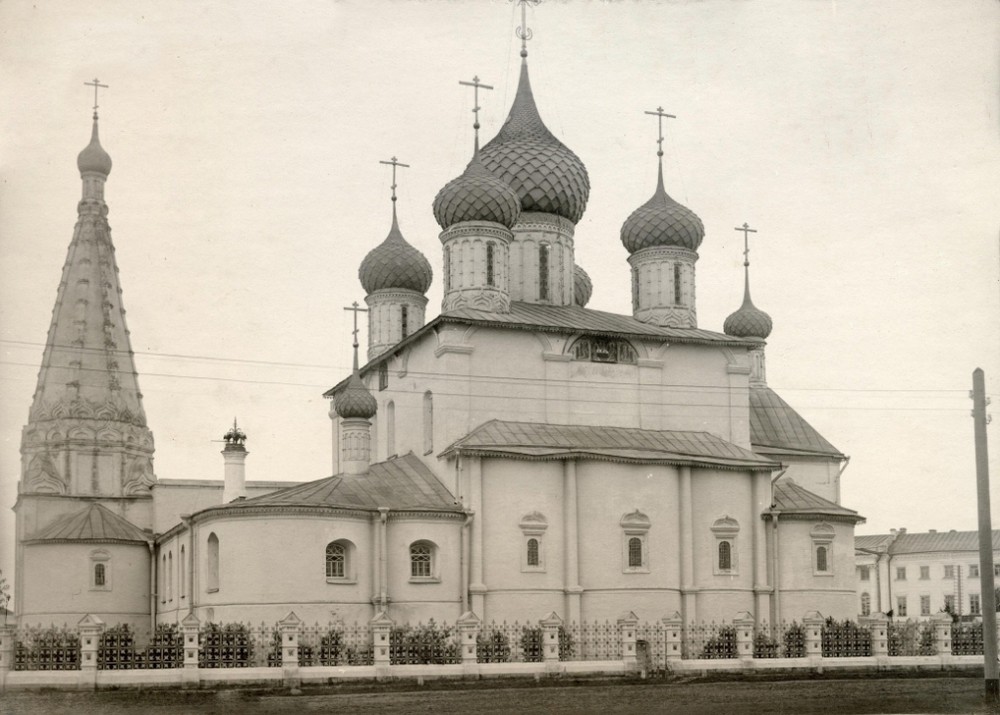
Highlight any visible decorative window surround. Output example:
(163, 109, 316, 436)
(325, 540, 356, 583)
(409, 540, 439, 583)
(620, 510, 650, 573)
(519, 511, 547, 572)
(89, 549, 111, 591)
(811, 522, 835, 577)
(711, 516, 740, 576)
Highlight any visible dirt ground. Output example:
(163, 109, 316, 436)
(1, 675, 998, 714)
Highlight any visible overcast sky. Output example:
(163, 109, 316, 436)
(1, 0, 999, 590)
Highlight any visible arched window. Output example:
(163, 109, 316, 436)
(570, 336, 637, 365)
(94, 563, 106, 587)
(90, 549, 110, 591)
(861, 592, 871, 617)
(180, 545, 186, 599)
(718, 541, 732, 571)
(168, 551, 173, 602)
(538, 243, 550, 301)
(386, 401, 396, 457)
(161, 554, 167, 603)
(816, 545, 828, 573)
(628, 537, 643, 568)
(401, 305, 409, 339)
(526, 538, 540, 567)
(486, 241, 496, 287)
(423, 391, 433, 455)
(207, 532, 220, 592)
(673, 263, 682, 305)
(326, 542, 346, 579)
(443, 245, 451, 292)
(410, 541, 433, 579)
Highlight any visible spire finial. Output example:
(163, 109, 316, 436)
(459, 76, 494, 153)
(344, 301, 369, 372)
(379, 155, 410, 205)
(84, 78, 109, 119)
(513, 0, 541, 59)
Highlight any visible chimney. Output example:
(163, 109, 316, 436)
(928, 529, 936, 534)
(221, 419, 248, 502)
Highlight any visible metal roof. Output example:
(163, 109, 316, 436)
(28, 502, 149, 543)
(750, 386, 844, 458)
(772, 479, 862, 521)
(855, 529, 1000, 555)
(207, 453, 461, 514)
(442, 419, 780, 471)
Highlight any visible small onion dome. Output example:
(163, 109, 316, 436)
(480, 62, 589, 224)
(77, 116, 112, 176)
(620, 165, 704, 254)
(723, 276, 773, 339)
(433, 153, 521, 230)
(358, 208, 433, 294)
(334, 372, 377, 420)
(573, 264, 593, 307)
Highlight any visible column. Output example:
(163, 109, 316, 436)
(752, 471, 771, 624)
(563, 459, 582, 622)
(679, 466, 696, 625)
(468, 457, 487, 614)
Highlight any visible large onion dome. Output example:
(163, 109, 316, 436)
(77, 116, 112, 176)
(359, 207, 433, 294)
(620, 165, 703, 254)
(334, 372, 377, 420)
(433, 152, 521, 230)
(723, 274, 772, 339)
(479, 62, 589, 224)
(573, 264, 592, 307)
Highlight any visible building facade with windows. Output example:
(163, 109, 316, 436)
(855, 529, 1000, 620)
(12, 10, 865, 632)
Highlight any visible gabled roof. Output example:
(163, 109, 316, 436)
(750, 386, 844, 458)
(855, 533, 896, 553)
(325, 302, 759, 397)
(201, 453, 461, 514)
(441, 419, 780, 472)
(855, 529, 1000, 555)
(27, 502, 150, 544)
(771, 479, 864, 523)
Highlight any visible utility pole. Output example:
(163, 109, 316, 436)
(972, 367, 997, 703)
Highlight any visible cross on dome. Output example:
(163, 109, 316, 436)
(84, 78, 108, 117)
(378, 156, 410, 204)
(514, 0, 541, 58)
(644, 106, 676, 160)
(459, 76, 494, 152)
(734, 222, 758, 267)
(343, 301, 369, 371)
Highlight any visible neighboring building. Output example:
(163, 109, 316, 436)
(855, 529, 1000, 620)
(13, 10, 864, 632)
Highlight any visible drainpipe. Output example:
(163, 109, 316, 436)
(835, 456, 851, 503)
(147, 540, 156, 633)
(461, 513, 473, 613)
(770, 510, 781, 627)
(181, 515, 195, 614)
(378, 507, 389, 611)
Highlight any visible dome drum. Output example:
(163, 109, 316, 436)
(366, 289, 428, 360)
(440, 222, 513, 314)
(628, 247, 698, 329)
(508, 215, 575, 307)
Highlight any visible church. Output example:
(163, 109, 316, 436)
(12, 11, 864, 635)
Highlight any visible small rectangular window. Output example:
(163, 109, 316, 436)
(944, 565, 955, 579)
(628, 537, 643, 568)
(538, 243, 550, 301)
(896, 596, 907, 617)
(971, 594, 982, 616)
(378, 362, 388, 391)
(896, 566, 906, 581)
(970, 564, 980, 578)
(944, 594, 956, 613)
(859, 566, 870, 581)
(920, 595, 931, 616)
(486, 242, 495, 288)
(401, 305, 409, 339)
(993, 564, 999, 577)
(919, 566, 929, 580)
(673, 263, 682, 305)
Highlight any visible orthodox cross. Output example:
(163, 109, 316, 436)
(644, 106, 676, 159)
(378, 156, 410, 203)
(734, 222, 758, 267)
(84, 78, 109, 114)
(459, 76, 494, 152)
(344, 301, 369, 370)
(513, 0, 541, 57)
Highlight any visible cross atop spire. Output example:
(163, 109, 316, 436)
(84, 78, 108, 118)
(734, 222, 758, 267)
(513, 0, 541, 59)
(644, 106, 676, 160)
(459, 76, 494, 153)
(378, 156, 410, 204)
(343, 301, 369, 372)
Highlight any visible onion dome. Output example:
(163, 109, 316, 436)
(433, 153, 521, 230)
(359, 207, 433, 294)
(479, 62, 589, 223)
(573, 264, 592, 307)
(620, 165, 704, 254)
(77, 115, 113, 176)
(334, 372, 377, 420)
(723, 273, 772, 339)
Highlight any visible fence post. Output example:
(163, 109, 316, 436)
(869, 612, 889, 661)
(540, 612, 563, 670)
(931, 612, 952, 660)
(618, 611, 639, 669)
(370, 610, 393, 680)
(662, 612, 683, 665)
(803, 611, 824, 668)
(181, 612, 201, 688)
(77, 614, 104, 690)
(457, 610, 481, 673)
(279, 611, 302, 688)
(733, 611, 755, 664)
(0, 623, 13, 692)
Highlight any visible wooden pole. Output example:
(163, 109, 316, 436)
(972, 368, 998, 703)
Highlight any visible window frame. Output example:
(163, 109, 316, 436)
(919, 565, 930, 580)
(971, 593, 982, 616)
(943, 565, 955, 579)
(90, 549, 111, 591)
(538, 242, 550, 301)
(860, 592, 871, 617)
(325, 540, 356, 583)
(896, 595, 907, 617)
(206, 532, 220, 593)
(920, 595, 931, 616)
(409, 540, 439, 583)
(519, 512, 547, 573)
(810, 522, 835, 577)
(711, 516, 740, 576)
(970, 564, 980, 578)
(569, 336, 638, 365)
(896, 566, 906, 581)
(621, 510, 651, 574)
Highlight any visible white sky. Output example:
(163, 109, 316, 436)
(1, 0, 999, 590)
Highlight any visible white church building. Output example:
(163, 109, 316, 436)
(12, 13, 864, 634)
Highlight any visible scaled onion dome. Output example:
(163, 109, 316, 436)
(620, 165, 704, 254)
(573, 264, 593, 307)
(479, 62, 590, 224)
(359, 207, 433, 294)
(77, 115, 113, 176)
(334, 372, 378, 420)
(723, 273, 773, 339)
(433, 152, 521, 230)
